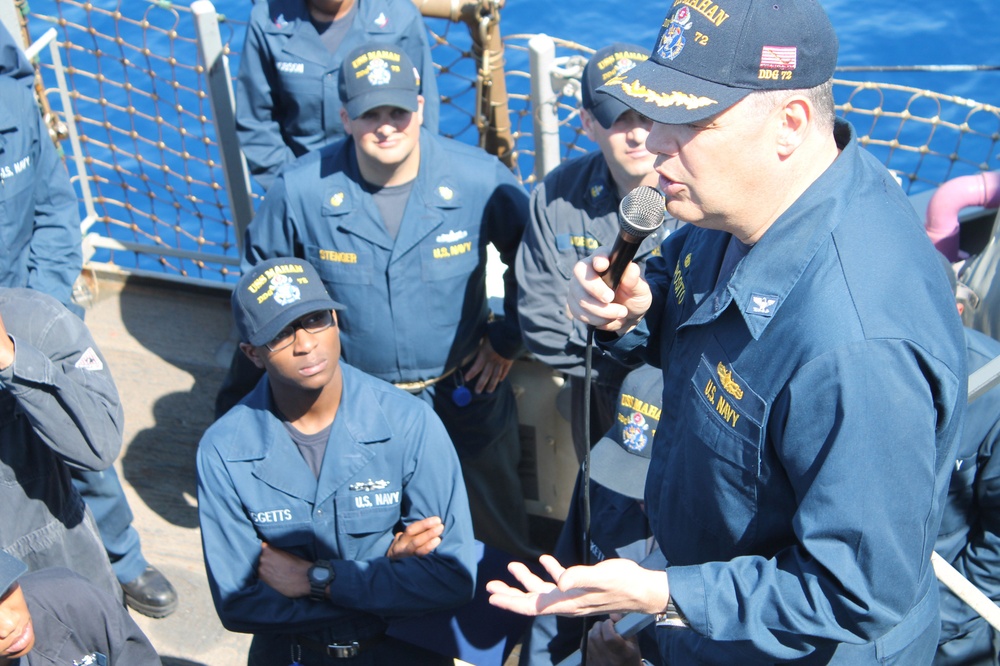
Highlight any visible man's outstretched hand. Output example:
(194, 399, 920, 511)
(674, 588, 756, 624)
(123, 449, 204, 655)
(485, 554, 670, 618)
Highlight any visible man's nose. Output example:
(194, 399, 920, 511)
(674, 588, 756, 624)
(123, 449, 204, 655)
(645, 122, 680, 156)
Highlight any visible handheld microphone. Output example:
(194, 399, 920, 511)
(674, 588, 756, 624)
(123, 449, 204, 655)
(599, 185, 666, 289)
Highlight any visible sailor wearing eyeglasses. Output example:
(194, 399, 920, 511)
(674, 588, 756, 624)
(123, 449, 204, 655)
(197, 257, 475, 665)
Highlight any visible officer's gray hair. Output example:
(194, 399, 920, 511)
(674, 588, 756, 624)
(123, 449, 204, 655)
(742, 80, 836, 133)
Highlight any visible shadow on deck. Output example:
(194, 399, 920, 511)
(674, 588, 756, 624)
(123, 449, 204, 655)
(84, 271, 250, 665)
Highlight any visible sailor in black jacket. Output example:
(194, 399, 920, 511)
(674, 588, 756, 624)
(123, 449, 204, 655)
(0, 550, 160, 665)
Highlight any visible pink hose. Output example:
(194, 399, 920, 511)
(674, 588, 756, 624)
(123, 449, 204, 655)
(926, 170, 1000, 261)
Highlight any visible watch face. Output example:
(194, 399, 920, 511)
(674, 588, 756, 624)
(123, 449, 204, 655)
(311, 567, 331, 583)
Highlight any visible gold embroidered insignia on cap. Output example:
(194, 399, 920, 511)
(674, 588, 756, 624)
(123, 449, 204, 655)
(671, 0, 731, 27)
(606, 75, 718, 111)
(271, 273, 301, 306)
(367, 58, 392, 86)
(247, 263, 306, 304)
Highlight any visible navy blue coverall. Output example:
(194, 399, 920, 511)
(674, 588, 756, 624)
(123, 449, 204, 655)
(603, 120, 967, 664)
(17, 567, 161, 665)
(0, 289, 121, 600)
(197, 363, 476, 664)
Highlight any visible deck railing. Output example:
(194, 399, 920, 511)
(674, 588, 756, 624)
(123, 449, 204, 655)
(4, 0, 999, 287)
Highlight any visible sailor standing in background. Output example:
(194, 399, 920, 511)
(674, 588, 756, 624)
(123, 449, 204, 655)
(489, 1, 967, 663)
(0, 22, 178, 619)
(935, 257, 1000, 666)
(0, 26, 80, 308)
(242, 42, 538, 559)
(236, 0, 439, 191)
(516, 42, 677, 461)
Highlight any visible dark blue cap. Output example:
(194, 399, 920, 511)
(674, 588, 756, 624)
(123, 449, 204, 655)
(233, 258, 343, 347)
(581, 43, 651, 129)
(338, 42, 420, 120)
(598, 0, 838, 124)
(0, 550, 26, 595)
(589, 365, 664, 500)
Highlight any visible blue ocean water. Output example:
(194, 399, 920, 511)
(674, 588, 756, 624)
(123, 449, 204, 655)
(495, 1, 1000, 192)
(497, 0, 998, 101)
(21, 0, 1000, 279)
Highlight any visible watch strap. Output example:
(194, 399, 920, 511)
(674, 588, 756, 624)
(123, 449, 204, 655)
(308, 559, 333, 602)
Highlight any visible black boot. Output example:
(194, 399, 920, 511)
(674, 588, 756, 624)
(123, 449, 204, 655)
(122, 565, 179, 618)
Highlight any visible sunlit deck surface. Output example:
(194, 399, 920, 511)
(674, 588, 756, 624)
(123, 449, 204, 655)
(86, 270, 525, 665)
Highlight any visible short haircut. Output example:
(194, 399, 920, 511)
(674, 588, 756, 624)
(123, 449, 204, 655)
(742, 79, 836, 133)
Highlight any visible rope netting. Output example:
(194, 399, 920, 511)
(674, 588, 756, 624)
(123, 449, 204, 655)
(15, 0, 1000, 284)
(836, 79, 1000, 193)
(424, 16, 478, 144)
(24, 0, 243, 281)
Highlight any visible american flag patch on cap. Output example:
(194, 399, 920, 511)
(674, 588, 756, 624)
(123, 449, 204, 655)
(760, 46, 797, 70)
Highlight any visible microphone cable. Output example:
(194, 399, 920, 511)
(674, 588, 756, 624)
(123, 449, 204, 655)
(579, 324, 595, 664)
(576, 185, 664, 664)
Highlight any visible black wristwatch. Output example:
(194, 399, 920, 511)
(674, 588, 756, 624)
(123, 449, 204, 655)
(307, 560, 334, 601)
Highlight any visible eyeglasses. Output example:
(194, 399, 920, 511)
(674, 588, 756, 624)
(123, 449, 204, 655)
(265, 310, 335, 352)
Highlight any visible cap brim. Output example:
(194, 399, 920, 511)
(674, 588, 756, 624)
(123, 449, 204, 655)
(0, 551, 26, 594)
(588, 436, 651, 500)
(345, 90, 419, 119)
(247, 297, 343, 347)
(597, 57, 750, 125)
(587, 94, 632, 129)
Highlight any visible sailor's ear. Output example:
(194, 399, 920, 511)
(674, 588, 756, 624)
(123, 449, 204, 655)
(579, 107, 598, 142)
(415, 95, 425, 126)
(774, 95, 810, 157)
(240, 342, 266, 370)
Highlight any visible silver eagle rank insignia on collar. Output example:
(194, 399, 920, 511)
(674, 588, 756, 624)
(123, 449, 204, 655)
(748, 293, 778, 316)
